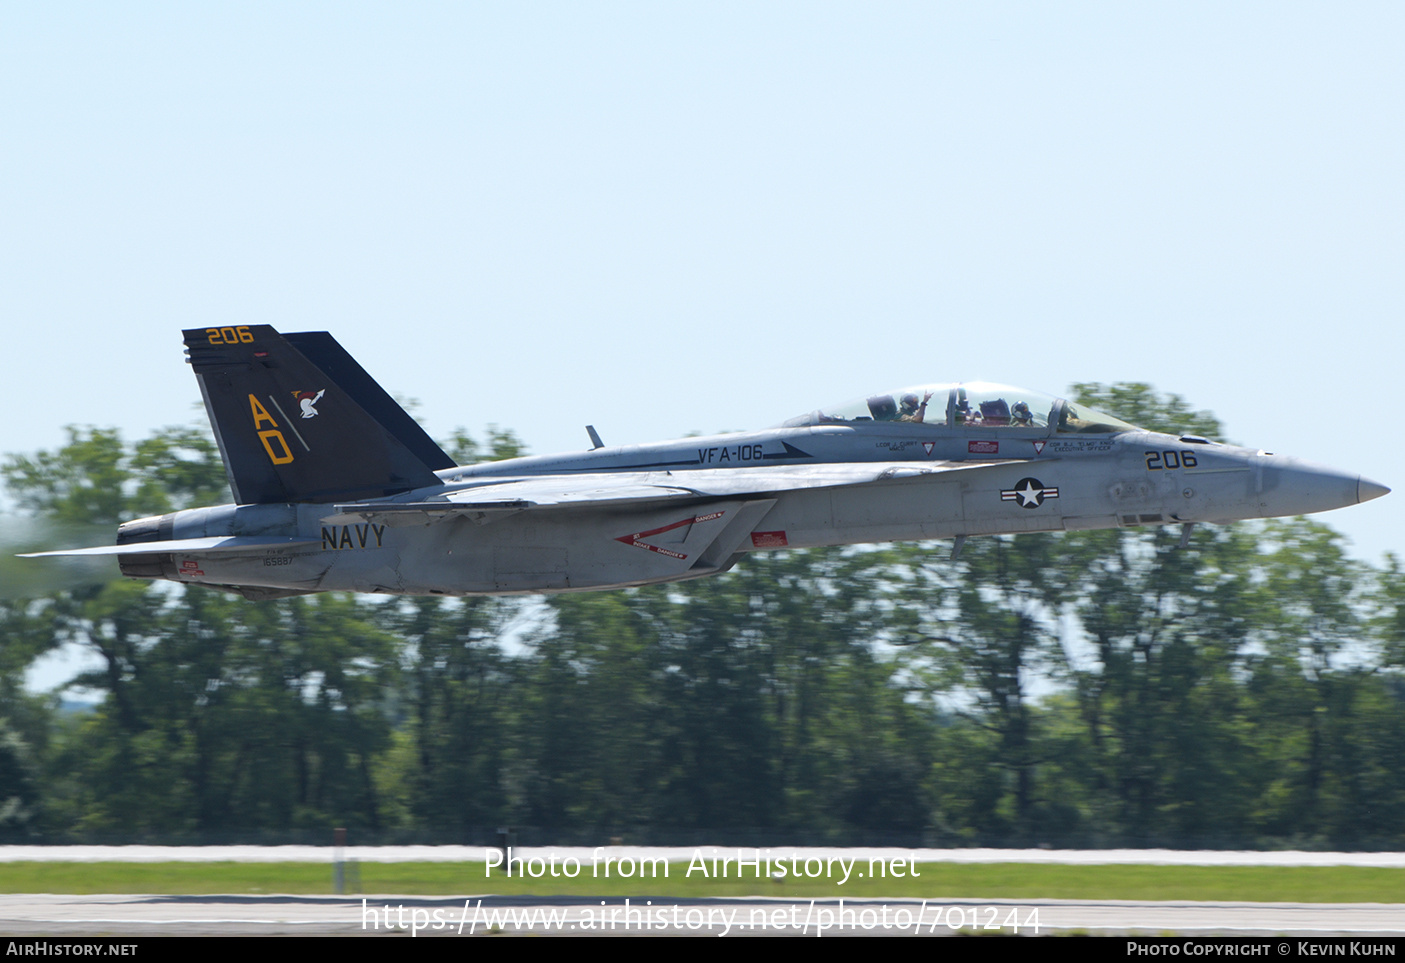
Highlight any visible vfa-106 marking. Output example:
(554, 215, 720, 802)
(25, 326, 1389, 599)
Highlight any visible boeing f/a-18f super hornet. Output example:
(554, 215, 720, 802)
(25, 325, 1389, 599)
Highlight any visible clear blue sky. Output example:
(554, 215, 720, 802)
(2, 3, 1400, 562)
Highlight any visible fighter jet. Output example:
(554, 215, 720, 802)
(24, 325, 1389, 599)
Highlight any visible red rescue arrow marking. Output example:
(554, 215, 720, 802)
(615, 511, 725, 559)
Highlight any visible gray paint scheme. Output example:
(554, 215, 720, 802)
(24, 337, 1390, 600)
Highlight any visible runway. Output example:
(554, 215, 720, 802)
(3, 848, 1402, 937)
(2, 893, 1403, 936)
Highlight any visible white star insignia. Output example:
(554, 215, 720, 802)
(1014, 479, 1043, 507)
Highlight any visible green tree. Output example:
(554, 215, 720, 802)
(1070, 383, 1225, 441)
(3, 425, 229, 525)
(1061, 524, 1262, 843)
(440, 426, 527, 465)
(517, 591, 666, 829)
(7, 425, 397, 838)
(377, 596, 515, 834)
(898, 534, 1068, 841)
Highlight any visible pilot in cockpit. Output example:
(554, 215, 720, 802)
(899, 391, 934, 423)
(955, 396, 977, 426)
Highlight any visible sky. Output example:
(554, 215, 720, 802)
(2, 2, 1401, 564)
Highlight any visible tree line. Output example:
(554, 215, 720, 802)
(1, 387, 1401, 847)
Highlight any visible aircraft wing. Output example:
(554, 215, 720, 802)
(327, 459, 1031, 524)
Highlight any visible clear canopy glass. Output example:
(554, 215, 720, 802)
(1054, 399, 1142, 434)
(782, 383, 1142, 434)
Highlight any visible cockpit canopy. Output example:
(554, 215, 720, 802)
(782, 382, 1141, 435)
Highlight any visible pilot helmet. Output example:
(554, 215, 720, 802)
(867, 395, 899, 421)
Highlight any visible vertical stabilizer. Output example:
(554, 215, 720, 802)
(183, 325, 445, 504)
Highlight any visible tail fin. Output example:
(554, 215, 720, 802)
(183, 325, 451, 504)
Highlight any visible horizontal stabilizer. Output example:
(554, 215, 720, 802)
(21, 536, 320, 558)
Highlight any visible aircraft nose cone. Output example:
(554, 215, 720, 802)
(1256, 456, 1370, 518)
(1358, 476, 1391, 504)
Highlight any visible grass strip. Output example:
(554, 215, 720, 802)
(0, 861, 1400, 903)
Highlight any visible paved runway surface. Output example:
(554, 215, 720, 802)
(3, 893, 1403, 936)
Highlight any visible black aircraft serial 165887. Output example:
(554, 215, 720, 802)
(24, 325, 1389, 599)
